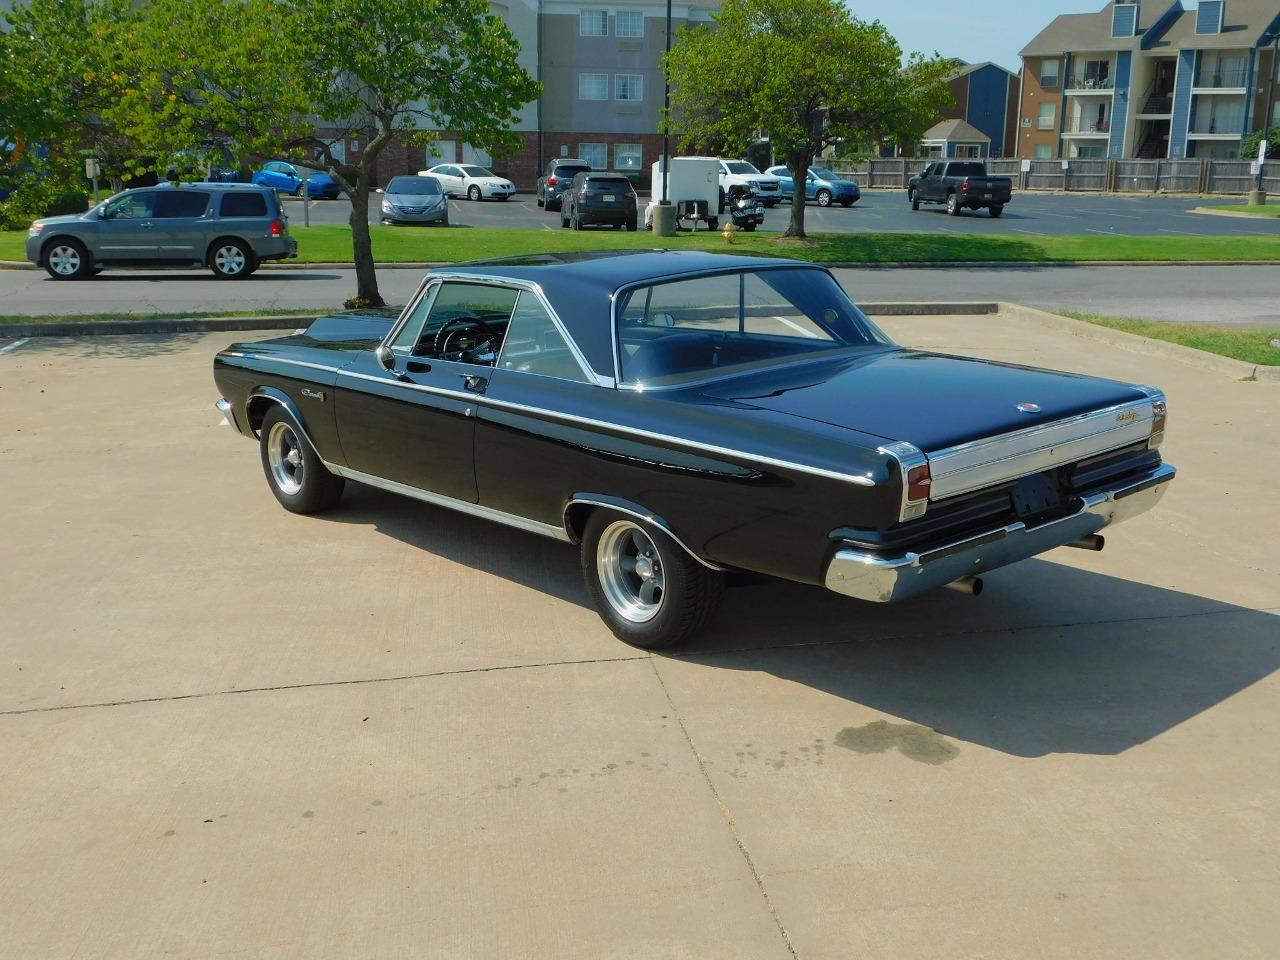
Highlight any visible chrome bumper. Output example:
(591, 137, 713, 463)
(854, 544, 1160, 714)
(825, 464, 1176, 604)
(216, 398, 253, 438)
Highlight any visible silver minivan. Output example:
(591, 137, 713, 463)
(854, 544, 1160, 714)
(25, 183, 297, 280)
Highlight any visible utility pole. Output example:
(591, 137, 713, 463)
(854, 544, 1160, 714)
(654, 0, 677, 235)
(1254, 32, 1278, 204)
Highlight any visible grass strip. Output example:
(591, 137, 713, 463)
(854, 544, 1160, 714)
(1203, 204, 1280, 218)
(0, 308, 322, 326)
(1061, 311, 1280, 367)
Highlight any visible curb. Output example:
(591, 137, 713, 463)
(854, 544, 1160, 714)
(996, 302, 1279, 383)
(861, 302, 997, 316)
(0, 314, 320, 338)
(1190, 206, 1280, 220)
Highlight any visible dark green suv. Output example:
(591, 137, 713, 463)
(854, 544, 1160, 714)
(26, 183, 297, 280)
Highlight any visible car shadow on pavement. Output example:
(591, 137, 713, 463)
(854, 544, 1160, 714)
(322, 483, 1279, 759)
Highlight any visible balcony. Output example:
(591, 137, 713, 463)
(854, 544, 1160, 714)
(1065, 76, 1115, 93)
(1062, 117, 1111, 136)
(1193, 67, 1247, 90)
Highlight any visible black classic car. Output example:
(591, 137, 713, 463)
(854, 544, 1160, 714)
(214, 251, 1175, 649)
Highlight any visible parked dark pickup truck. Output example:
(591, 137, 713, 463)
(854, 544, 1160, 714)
(909, 161, 1013, 218)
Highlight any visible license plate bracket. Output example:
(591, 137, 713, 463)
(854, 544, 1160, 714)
(1012, 472, 1063, 520)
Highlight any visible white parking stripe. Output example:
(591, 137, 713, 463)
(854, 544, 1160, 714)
(0, 338, 30, 356)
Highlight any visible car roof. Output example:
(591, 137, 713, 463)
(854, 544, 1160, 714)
(130, 182, 271, 191)
(435, 250, 824, 378)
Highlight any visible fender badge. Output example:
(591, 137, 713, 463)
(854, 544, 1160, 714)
(1016, 402, 1041, 413)
(300, 388, 326, 402)
(1116, 410, 1138, 422)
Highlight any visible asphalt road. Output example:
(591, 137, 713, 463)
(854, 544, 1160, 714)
(3, 263, 1277, 327)
(286, 190, 1280, 237)
(3, 318, 1276, 959)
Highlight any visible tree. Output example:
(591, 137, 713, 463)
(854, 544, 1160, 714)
(1240, 127, 1280, 162)
(282, 0, 540, 306)
(107, 0, 313, 180)
(664, 0, 955, 239)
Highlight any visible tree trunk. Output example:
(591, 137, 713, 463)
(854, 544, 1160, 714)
(348, 161, 383, 307)
(782, 154, 813, 240)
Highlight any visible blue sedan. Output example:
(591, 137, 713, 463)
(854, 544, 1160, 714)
(765, 165, 860, 207)
(252, 161, 341, 200)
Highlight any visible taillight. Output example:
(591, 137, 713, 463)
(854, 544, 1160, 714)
(270, 219, 283, 237)
(547, 176, 557, 186)
(1149, 398, 1167, 450)
(961, 178, 970, 191)
(907, 464, 932, 503)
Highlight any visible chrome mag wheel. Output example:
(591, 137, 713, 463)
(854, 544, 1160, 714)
(266, 420, 305, 495)
(596, 520, 665, 623)
(48, 245, 82, 276)
(214, 244, 247, 276)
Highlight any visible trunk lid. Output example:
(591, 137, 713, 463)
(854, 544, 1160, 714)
(697, 349, 1147, 452)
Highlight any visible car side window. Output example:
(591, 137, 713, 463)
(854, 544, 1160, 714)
(497, 293, 589, 383)
(154, 191, 210, 218)
(103, 192, 155, 220)
(388, 283, 441, 353)
(220, 192, 268, 217)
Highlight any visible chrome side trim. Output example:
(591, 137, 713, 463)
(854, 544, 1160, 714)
(927, 397, 1158, 500)
(230, 355, 876, 488)
(563, 497, 727, 570)
(326, 464, 572, 542)
(878, 441, 928, 522)
(826, 463, 1176, 604)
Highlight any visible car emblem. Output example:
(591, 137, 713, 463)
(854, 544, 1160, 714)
(1016, 402, 1041, 413)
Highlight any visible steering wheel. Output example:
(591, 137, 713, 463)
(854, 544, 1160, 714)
(433, 315, 496, 360)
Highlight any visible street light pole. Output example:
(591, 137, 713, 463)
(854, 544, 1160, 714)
(653, 0, 677, 235)
(1255, 32, 1278, 202)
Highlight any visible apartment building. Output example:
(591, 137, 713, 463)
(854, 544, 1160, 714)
(1018, 1, 1280, 161)
(936, 62, 1021, 158)
(370, 1, 722, 188)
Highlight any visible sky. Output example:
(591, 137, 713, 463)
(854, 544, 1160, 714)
(847, 1, 1110, 73)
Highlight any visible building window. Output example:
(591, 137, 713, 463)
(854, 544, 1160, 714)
(616, 10, 644, 37)
(1034, 143, 1052, 159)
(578, 73, 608, 101)
(1040, 59, 1060, 88)
(579, 9, 607, 36)
(954, 144, 982, 158)
(614, 143, 642, 171)
(615, 74, 643, 101)
(1037, 102, 1056, 130)
(579, 143, 607, 170)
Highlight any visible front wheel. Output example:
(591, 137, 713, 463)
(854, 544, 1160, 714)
(816, 189, 832, 207)
(43, 239, 92, 280)
(989, 204, 1004, 218)
(467, 185, 481, 201)
(581, 511, 724, 650)
(259, 406, 344, 514)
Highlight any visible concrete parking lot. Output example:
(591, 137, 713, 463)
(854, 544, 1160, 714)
(1, 316, 1277, 959)
(286, 190, 1280, 237)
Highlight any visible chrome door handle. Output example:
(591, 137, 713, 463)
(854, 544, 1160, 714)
(461, 374, 487, 392)
(139, 221, 154, 229)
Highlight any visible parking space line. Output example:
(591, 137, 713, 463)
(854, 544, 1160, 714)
(0, 338, 30, 356)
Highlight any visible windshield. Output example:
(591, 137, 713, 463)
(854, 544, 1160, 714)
(387, 176, 442, 195)
(461, 166, 495, 178)
(615, 269, 893, 386)
(810, 167, 838, 180)
(724, 161, 759, 174)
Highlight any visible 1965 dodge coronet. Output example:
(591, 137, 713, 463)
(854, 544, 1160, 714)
(214, 251, 1175, 649)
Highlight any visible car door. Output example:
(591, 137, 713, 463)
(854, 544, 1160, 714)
(804, 171, 820, 200)
(919, 163, 940, 200)
(768, 167, 794, 199)
(96, 190, 159, 262)
(437, 166, 462, 196)
(334, 279, 520, 502)
(151, 189, 212, 262)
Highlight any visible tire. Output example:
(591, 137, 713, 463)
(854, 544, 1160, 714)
(989, 204, 1004, 218)
(718, 188, 726, 214)
(42, 239, 92, 280)
(909, 188, 920, 211)
(536, 191, 544, 208)
(571, 214, 582, 230)
(292, 184, 304, 198)
(548, 198, 561, 212)
(946, 193, 961, 216)
(581, 510, 724, 650)
(626, 217, 638, 232)
(561, 209, 570, 228)
(209, 239, 254, 279)
(258, 406, 344, 514)
(467, 185, 481, 201)
(762, 199, 778, 208)
(816, 189, 833, 207)
(742, 223, 757, 232)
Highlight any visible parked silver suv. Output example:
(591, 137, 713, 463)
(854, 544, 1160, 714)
(26, 183, 297, 280)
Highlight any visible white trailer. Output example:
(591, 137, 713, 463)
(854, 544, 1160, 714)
(647, 156, 720, 230)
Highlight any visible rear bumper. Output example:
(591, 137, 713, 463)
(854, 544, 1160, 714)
(824, 463, 1175, 603)
(578, 205, 637, 223)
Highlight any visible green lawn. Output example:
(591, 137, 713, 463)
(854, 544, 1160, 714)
(1204, 204, 1280, 218)
(7, 224, 1280, 265)
(1062, 311, 1280, 367)
(0, 308, 319, 326)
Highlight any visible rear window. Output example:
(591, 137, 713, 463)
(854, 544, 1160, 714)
(554, 164, 590, 177)
(220, 192, 269, 217)
(587, 176, 632, 188)
(947, 162, 987, 177)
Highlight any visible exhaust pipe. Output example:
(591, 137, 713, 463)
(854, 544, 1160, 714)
(1067, 534, 1105, 551)
(944, 576, 984, 596)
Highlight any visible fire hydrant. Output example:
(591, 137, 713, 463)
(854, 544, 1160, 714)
(721, 221, 737, 244)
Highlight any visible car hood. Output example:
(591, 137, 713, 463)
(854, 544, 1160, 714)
(826, 178, 859, 191)
(32, 213, 91, 228)
(384, 193, 443, 204)
(475, 177, 512, 186)
(696, 349, 1148, 452)
(309, 173, 337, 186)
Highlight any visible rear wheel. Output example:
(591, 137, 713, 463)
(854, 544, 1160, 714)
(581, 511, 724, 650)
(571, 213, 582, 230)
(210, 240, 253, 279)
(258, 406, 344, 514)
(946, 193, 961, 216)
(43, 239, 91, 280)
(536, 190, 544, 208)
(626, 216, 638, 232)
(989, 204, 1004, 218)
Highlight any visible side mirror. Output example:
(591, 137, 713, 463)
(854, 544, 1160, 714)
(375, 344, 396, 371)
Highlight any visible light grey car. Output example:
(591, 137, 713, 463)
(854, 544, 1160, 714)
(379, 175, 449, 226)
(25, 183, 297, 280)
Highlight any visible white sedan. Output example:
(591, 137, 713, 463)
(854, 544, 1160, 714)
(419, 164, 515, 201)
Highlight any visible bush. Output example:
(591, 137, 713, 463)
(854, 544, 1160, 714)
(1240, 128, 1280, 162)
(0, 167, 90, 231)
